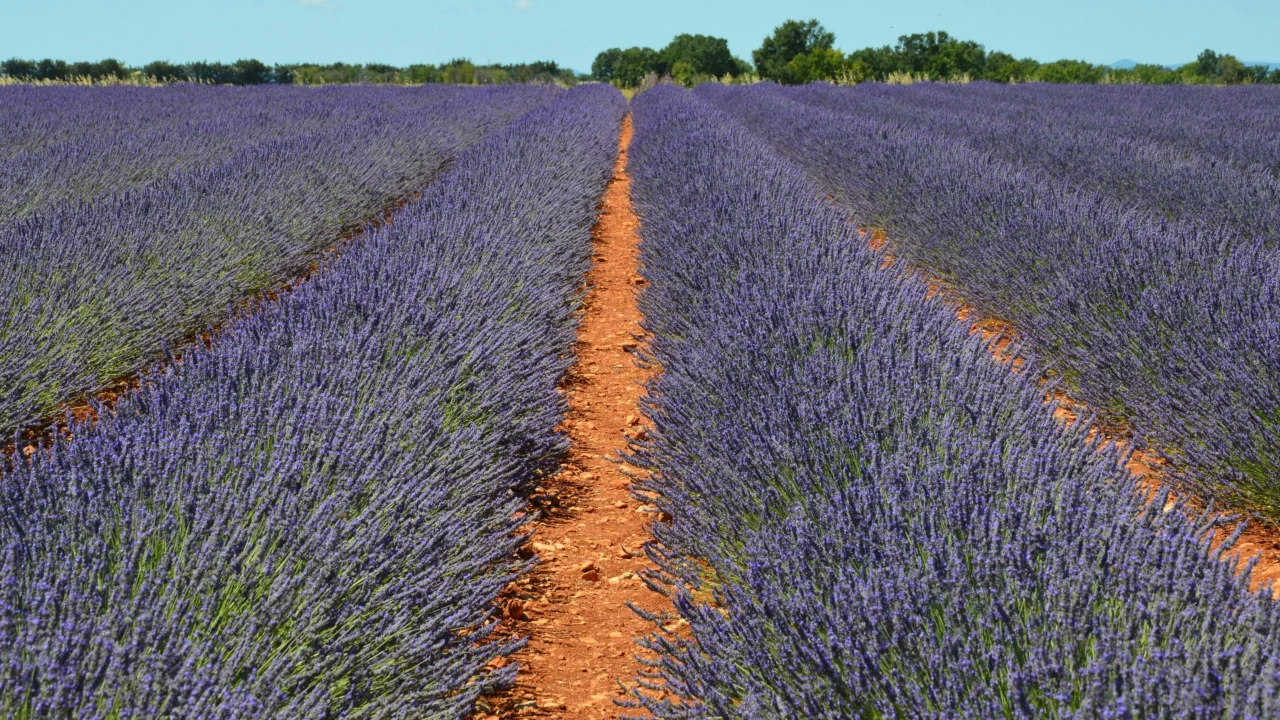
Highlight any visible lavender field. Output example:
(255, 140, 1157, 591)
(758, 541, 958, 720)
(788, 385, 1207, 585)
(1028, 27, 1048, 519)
(0, 84, 558, 435)
(2, 80, 1279, 717)
(696, 82, 1280, 521)
(625, 84, 1280, 718)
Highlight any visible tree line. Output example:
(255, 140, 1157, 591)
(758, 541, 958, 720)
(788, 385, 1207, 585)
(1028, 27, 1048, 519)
(0, 57, 577, 86)
(595, 20, 1280, 87)
(5, 22, 1277, 88)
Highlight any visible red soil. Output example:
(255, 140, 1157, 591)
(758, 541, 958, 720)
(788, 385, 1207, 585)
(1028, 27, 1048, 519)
(865, 228, 1280, 595)
(478, 116, 667, 718)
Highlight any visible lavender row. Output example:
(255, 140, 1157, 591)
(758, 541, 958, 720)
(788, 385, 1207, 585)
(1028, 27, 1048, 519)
(0, 85, 497, 222)
(624, 85, 1280, 719)
(697, 82, 1280, 521)
(0, 85, 556, 437)
(785, 82, 1280, 244)
(874, 82, 1280, 177)
(0, 84, 625, 716)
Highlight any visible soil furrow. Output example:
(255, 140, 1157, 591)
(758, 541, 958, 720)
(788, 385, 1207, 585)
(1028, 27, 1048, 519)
(480, 116, 665, 718)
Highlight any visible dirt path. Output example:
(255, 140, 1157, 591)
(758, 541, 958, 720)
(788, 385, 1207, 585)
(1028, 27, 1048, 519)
(867, 229, 1280, 595)
(479, 116, 664, 718)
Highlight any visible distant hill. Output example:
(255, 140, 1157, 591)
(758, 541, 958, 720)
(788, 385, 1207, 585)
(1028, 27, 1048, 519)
(1244, 61, 1280, 69)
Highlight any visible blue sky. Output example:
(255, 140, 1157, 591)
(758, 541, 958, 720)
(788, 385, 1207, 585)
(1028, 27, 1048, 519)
(3, 0, 1277, 72)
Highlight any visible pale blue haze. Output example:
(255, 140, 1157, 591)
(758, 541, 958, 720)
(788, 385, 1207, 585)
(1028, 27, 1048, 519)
(1, 0, 1276, 72)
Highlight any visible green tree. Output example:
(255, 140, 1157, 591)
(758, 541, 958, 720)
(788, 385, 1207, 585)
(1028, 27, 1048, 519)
(616, 47, 664, 86)
(592, 48, 622, 81)
(1182, 49, 1251, 84)
(185, 61, 238, 84)
(34, 59, 70, 81)
(894, 31, 986, 79)
(67, 59, 125, 80)
(667, 59, 695, 86)
(593, 46, 663, 87)
(753, 19, 835, 81)
(269, 64, 295, 84)
(845, 45, 898, 81)
(1216, 55, 1246, 83)
(291, 65, 324, 85)
(440, 58, 477, 84)
(1032, 59, 1106, 83)
(142, 60, 185, 82)
(837, 57, 876, 84)
(231, 59, 271, 85)
(2, 58, 36, 79)
(661, 34, 737, 79)
(782, 47, 845, 84)
(982, 51, 1039, 82)
(405, 64, 439, 84)
(1196, 49, 1222, 77)
(1133, 63, 1176, 84)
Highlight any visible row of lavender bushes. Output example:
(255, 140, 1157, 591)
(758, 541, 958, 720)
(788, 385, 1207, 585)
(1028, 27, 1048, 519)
(625, 85, 1280, 718)
(0, 85, 485, 221)
(695, 82, 1280, 522)
(786, 82, 1280, 245)
(0, 84, 558, 437)
(0, 84, 625, 716)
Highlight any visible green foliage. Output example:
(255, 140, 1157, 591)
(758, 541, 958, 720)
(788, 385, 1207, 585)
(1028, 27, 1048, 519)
(982, 51, 1040, 83)
(4, 56, 574, 86)
(1, 58, 36, 79)
(2, 57, 126, 82)
(1031, 59, 1107, 84)
(843, 46, 898, 82)
(159, 60, 292, 85)
(592, 46, 665, 87)
(668, 60, 698, 87)
(1174, 49, 1275, 84)
(782, 47, 845, 85)
(441, 59, 476, 84)
(142, 61, 185, 82)
(596, 37, 751, 89)
(69, 59, 125, 80)
(795, 27, 1278, 86)
(1197, 49, 1224, 77)
(1243, 65, 1273, 84)
(894, 31, 987, 80)
(35, 59, 69, 80)
(233, 59, 271, 85)
(591, 48, 622, 81)
(753, 19, 835, 81)
(1105, 63, 1178, 85)
(661, 34, 738, 78)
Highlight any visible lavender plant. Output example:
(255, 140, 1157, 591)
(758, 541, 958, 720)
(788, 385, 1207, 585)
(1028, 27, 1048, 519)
(626, 85, 1280, 719)
(0, 84, 625, 717)
(0, 84, 557, 437)
(843, 82, 1280, 178)
(697, 82, 1280, 522)
(785, 82, 1280, 243)
(0, 84, 558, 224)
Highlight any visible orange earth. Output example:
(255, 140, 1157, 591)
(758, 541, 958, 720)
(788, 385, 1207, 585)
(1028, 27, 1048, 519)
(478, 116, 669, 718)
